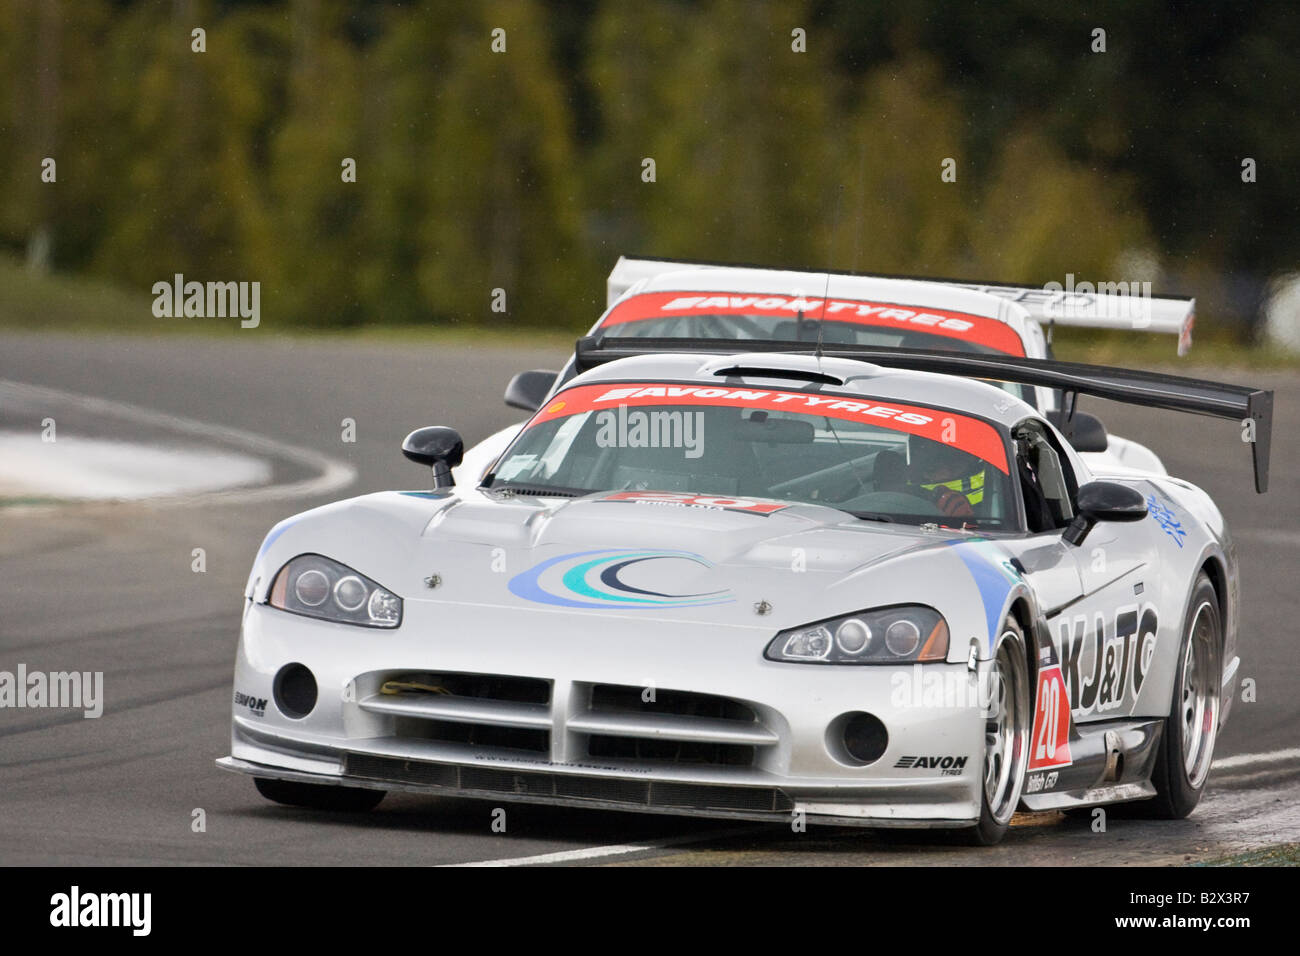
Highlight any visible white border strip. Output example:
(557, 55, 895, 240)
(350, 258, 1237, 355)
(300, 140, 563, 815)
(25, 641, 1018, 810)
(0, 379, 355, 506)
(1212, 747, 1300, 771)
(443, 826, 763, 867)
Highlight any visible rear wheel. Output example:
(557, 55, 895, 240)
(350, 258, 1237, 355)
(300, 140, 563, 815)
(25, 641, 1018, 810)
(950, 619, 1031, 846)
(254, 777, 386, 812)
(1147, 573, 1221, 818)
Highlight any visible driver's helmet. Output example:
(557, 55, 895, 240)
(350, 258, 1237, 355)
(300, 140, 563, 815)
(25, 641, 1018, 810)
(910, 440, 986, 508)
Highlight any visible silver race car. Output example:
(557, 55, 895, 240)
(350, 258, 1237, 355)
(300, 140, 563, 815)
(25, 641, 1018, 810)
(218, 337, 1271, 845)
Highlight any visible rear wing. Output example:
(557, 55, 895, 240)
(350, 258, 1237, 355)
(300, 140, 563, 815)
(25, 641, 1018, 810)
(948, 282, 1195, 356)
(574, 335, 1272, 492)
(606, 256, 1195, 355)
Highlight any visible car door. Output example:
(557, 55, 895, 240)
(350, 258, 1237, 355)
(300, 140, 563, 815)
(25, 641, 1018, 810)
(1014, 418, 1158, 724)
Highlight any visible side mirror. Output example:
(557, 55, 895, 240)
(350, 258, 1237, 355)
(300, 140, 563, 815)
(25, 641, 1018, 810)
(1063, 480, 1148, 546)
(1046, 410, 1109, 453)
(402, 426, 464, 489)
(504, 369, 559, 412)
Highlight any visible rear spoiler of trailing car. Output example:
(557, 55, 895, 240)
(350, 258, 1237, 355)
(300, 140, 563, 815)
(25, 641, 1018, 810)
(606, 256, 1196, 355)
(573, 335, 1272, 493)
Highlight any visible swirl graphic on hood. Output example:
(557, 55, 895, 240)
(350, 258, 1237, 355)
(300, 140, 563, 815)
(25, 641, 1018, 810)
(508, 548, 733, 609)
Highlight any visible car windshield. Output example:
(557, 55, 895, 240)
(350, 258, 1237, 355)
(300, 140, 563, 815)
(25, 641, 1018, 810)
(485, 381, 1018, 530)
(599, 291, 1033, 403)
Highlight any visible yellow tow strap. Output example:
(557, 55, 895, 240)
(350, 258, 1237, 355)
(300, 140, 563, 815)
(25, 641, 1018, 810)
(380, 680, 450, 696)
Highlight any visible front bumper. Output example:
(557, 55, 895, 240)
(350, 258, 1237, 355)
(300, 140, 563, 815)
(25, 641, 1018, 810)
(221, 601, 989, 828)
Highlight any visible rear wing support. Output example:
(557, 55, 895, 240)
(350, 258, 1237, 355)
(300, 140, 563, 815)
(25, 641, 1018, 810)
(575, 335, 1273, 492)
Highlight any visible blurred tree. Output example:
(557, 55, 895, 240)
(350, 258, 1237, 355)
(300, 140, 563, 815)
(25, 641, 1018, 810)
(834, 55, 974, 276)
(89, 2, 278, 295)
(0, 0, 1294, 334)
(820, 0, 1300, 280)
(971, 129, 1152, 283)
(411, 0, 594, 327)
(588, 0, 840, 269)
(267, 0, 369, 326)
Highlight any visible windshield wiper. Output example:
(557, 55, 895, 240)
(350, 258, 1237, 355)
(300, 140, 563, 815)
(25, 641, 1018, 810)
(845, 510, 894, 523)
(484, 481, 596, 498)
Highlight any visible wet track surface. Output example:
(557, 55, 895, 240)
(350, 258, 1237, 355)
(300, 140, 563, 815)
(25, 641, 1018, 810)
(1, 331, 1297, 865)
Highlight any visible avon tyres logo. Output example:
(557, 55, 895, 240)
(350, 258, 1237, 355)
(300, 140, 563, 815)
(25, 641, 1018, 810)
(234, 690, 267, 717)
(600, 291, 1028, 355)
(894, 755, 967, 776)
(529, 382, 1010, 475)
(508, 549, 734, 609)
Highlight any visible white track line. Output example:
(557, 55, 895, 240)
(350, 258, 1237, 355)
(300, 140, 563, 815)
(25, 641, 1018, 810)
(1212, 747, 1300, 771)
(0, 379, 355, 506)
(444, 826, 765, 867)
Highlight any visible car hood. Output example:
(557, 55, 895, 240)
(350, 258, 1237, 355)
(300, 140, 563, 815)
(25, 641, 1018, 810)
(253, 490, 1020, 644)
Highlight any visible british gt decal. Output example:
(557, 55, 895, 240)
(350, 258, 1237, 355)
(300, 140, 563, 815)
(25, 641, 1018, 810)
(507, 548, 734, 609)
(601, 291, 1027, 355)
(598, 491, 790, 515)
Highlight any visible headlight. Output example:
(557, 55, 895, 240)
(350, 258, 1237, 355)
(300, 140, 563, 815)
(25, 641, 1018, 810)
(267, 554, 402, 628)
(765, 605, 948, 664)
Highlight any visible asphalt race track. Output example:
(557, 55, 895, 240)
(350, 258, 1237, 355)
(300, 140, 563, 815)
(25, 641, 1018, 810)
(2, 331, 1298, 866)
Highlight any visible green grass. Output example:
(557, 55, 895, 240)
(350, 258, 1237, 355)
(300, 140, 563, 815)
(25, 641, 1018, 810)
(0, 257, 577, 349)
(1050, 327, 1300, 371)
(1192, 843, 1300, 866)
(3, 256, 1298, 366)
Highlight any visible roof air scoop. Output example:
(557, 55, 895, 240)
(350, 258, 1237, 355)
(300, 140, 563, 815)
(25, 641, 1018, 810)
(710, 365, 845, 386)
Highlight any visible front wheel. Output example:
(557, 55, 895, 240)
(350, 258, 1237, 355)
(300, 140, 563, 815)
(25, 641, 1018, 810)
(1146, 573, 1221, 819)
(950, 619, 1032, 846)
(254, 777, 386, 812)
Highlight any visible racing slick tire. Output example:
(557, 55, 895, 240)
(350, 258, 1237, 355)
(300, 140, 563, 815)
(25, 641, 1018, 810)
(1146, 573, 1221, 819)
(254, 777, 387, 812)
(951, 617, 1032, 846)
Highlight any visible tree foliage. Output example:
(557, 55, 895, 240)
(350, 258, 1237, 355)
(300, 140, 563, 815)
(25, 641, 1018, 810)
(0, 0, 1293, 333)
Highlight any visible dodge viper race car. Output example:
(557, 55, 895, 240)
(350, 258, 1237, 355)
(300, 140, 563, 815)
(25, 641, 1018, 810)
(218, 336, 1272, 844)
(457, 257, 1199, 484)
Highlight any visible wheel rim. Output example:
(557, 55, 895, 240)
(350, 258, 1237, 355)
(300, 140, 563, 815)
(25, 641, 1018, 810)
(983, 633, 1029, 824)
(1180, 601, 1220, 788)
